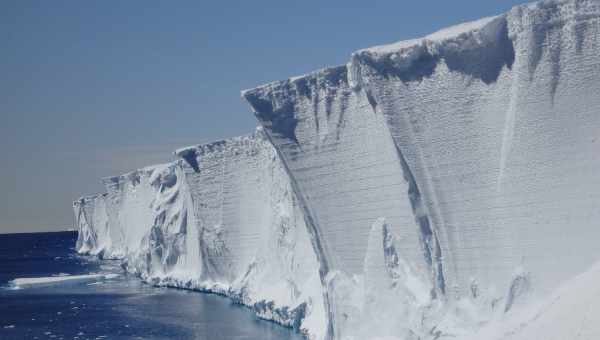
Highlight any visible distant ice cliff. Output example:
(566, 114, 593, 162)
(74, 130, 325, 339)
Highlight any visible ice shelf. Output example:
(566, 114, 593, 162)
(76, 1, 600, 339)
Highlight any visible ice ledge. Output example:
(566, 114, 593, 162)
(243, 0, 600, 98)
(240, 65, 348, 101)
(242, 13, 508, 97)
(354, 15, 518, 87)
(173, 128, 269, 172)
(98, 164, 167, 189)
(73, 193, 104, 207)
(359, 15, 500, 56)
(173, 129, 264, 158)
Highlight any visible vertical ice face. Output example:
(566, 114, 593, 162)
(74, 194, 111, 257)
(74, 195, 100, 254)
(75, 162, 204, 283)
(174, 129, 325, 337)
(75, 168, 158, 259)
(243, 67, 437, 339)
(100, 176, 127, 258)
(244, 0, 600, 338)
(74, 0, 600, 338)
(353, 0, 600, 300)
(350, 15, 518, 300)
(123, 162, 202, 284)
(98, 167, 157, 259)
(74, 130, 325, 339)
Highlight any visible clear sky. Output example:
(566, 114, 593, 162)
(0, 0, 527, 233)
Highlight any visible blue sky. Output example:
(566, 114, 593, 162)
(0, 0, 526, 233)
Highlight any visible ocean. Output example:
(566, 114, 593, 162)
(0, 231, 303, 340)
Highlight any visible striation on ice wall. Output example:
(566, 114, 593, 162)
(74, 130, 325, 339)
(75, 1, 600, 339)
(243, 0, 600, 338)
(242, 64, 440, 339)
(173, 130, 325, 336)
(350, 0, 600, 301)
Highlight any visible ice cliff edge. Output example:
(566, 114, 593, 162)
(76, 1, 600, 339)
(74, 130, 326, 339)
(243, 0, 600, 338)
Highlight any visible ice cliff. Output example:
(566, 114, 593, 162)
(76, 1, 600, 339)
(74, 130, 326, 339)
(243, 0, 600, 338)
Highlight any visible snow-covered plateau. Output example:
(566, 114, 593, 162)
(75, 1, 600, 339)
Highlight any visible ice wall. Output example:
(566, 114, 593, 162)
(352, 0, 600, 299)
(121, 162, 201, 283)
(174, 130, 325, 336)
(242, 66, 440, 339)
(74, 0, 600, 339)
(74, 130, 325, 339)
(74, 195, 104, 255)
(244, 0, 600, 338)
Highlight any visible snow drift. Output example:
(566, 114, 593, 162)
(75, 0, 600, 339)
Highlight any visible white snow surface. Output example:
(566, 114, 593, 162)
(362, 15, 500, 55)
(75, 0, 600, 339)
(9, 274, 117, 289)
(461, 260, 600, 340)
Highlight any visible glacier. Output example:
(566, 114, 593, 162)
(75, 0, 600, 339)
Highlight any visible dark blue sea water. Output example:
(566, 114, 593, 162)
(0, 231, 304, 340)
